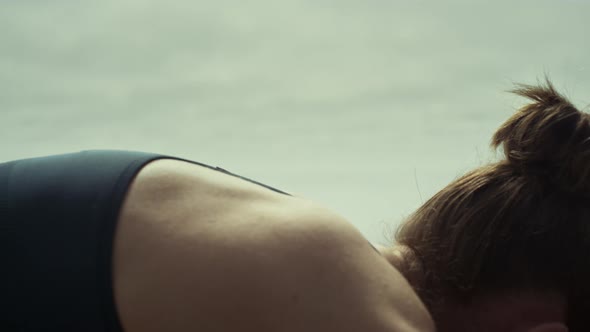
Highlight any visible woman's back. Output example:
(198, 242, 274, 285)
(1, 151, 433, 332)
(113, 158, 434, 332)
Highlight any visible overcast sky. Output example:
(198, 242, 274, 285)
(1, 0, 589, 243)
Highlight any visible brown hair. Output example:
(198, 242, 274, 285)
(394, 78, 590, 330)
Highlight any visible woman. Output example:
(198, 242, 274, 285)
(1, 79, 584, 331)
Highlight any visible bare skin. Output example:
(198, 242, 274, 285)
(112, 159, 435, 332)
(375, 245, 569, 332)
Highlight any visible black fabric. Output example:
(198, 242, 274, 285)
(0, 150, 289, 331)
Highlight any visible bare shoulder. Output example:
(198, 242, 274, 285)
(288, 213, 436, 332)
(112, 159, 434, 332)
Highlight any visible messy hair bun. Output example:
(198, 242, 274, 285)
(491, 78, 590, 196)
(395, 78, 590, 330)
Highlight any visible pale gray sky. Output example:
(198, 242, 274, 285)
(1, 0, 589, 243)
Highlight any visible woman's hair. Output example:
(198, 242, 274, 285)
(394, 78, 590, 330)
